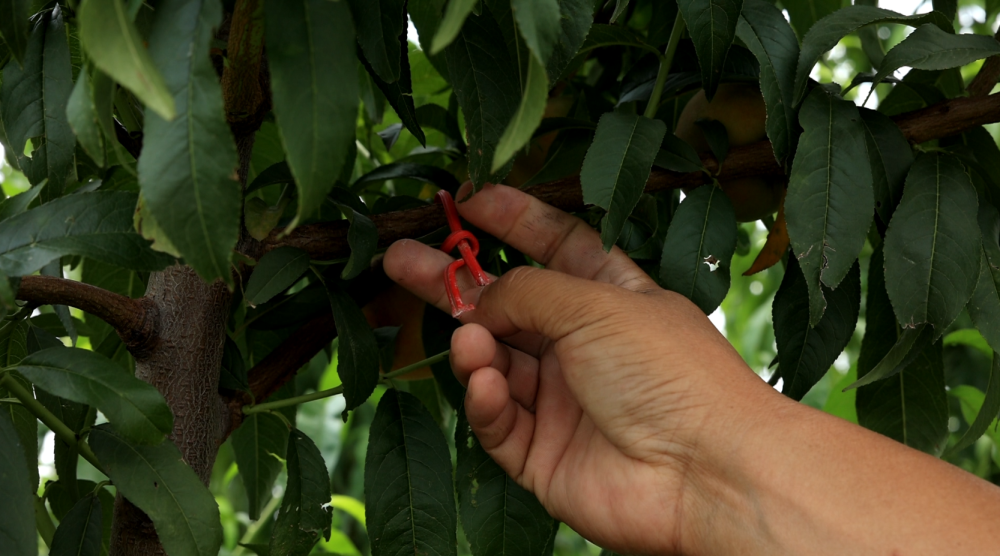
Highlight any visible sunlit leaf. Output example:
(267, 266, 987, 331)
(431, 0, 477, 54)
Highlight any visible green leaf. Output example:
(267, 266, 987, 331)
(784, 0, 839, 38)
(860, 108, 913, 225)
(943, 328, 992, 357)
(492, 52, 549, 173)
(89, 425, 223, 556)
(49, 494, 102, 556)
(582, 112, 667, 250)
(610, 0, 629, 22)
(455, 409, 556, 556)
(0, 0, 29, 65)
(884, 152, 980, 332)
(849, 324, 933, 389)
(855, 252, 948, 453)
(138, 0, 240, 286)
(361, 40, 426, 147)
(0, 7, 76, 197)
(232, 412, 288, 520)
(0, 325, 37, 491)
(269, 429, 332, 556)
(967, 203, 1000, 349)
(245, 247, 310, 308)
(575, 24, 661, 58)
(676, 0, 744, 99)
(511, 0, 561, 64)
(0, 183, 41, 222)
(773, 257, 860, 401)
(793, 6, 953, 106)
(324, 282, 379, 411)
(0, 191, 174, 277)
(784, 87, 873, 326)
(443, 3, 521, 188)
(265, 0, 359, 226)
(78, 0, 176, 120)
(736, 0, 799, 166)
(659, 184, 737, 314)
(945, 353, 1000, 458)
(543, 0, 592, 81)
(654, 134, 703, 173)
(219, 336, 249, 392)
(365, 390, 457, 556)
(347, 0, 407, 83)
(431, 0, 477, 54)
(0, 412, 35, 556)
(66, 66, 105, 167)
(18, 347, 173, 444)
(337, 207, 378, 281)
(870, 25, 1000, 91)
(353, 162, 460, 193)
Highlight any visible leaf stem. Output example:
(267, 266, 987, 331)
(0, 374, 105, 474)
(381, 349, 451, 380)
(644, 13, 686, 120)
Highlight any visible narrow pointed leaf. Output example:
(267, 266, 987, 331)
(138, 0, 240, 286)
(0, 7, 76, 196)
(0, 412, 35, 556)
(66, 66, 105, 167)
(856, 251, 947, 453)
(361, 39, 426, 146)
(49, 494, 102, 556)
(336, 206, 378, 281)
(347, 0, 407, 83)
(969, 205, 1000, 353)
(870, 25, 1000, 91)
(78, 0, 176, 120)
(848, 325, 933, 389)
(654, 134, 703, 173)
(431, 0, 477, 54)
(353, 162, 460, 192)
(245, 247, 310, 307)
(793, 7, 952, 105)
(325, 282, 379, 410)
(18, 347, 173, 444)
(736, 0, 799, 165)
(676, 0, 744, 99)
(0, 324, 36, 491)
(884, 152, 979, 332)
(511, 0, 561, 64)
(581, 112, 667, 250)
(444, 4, 521, 188)
(783, 0, 839, 38)
(945, 353, 1000, 457)
(576, 24, 661, 58)
(543, 0, 592, 81)
(493, 52, 549, 173)
(456, 410, 557, 556)
(860, 108, 913, 224)
(265, 0, 359, 224)
(232, 413, 289, 520)
(0, 191, 174, 276)
(0, 0, 30, 65)
(773, 257, 861, 401)
(89, 425, 223, 556)
(659, 184, 737, 314)
(269, 429, 332, 556)
(365, 390, 457, 556)
(785, 87, 873, 326)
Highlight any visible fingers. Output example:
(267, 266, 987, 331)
(454, 182, 657, 290)
(465, 367, 535, 480)
(452, 323, 540, 409)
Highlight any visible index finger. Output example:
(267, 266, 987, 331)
(456, 182, 657, 290)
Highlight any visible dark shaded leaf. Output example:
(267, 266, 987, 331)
(353, 161, 460, 193)
(543, 0, 593, 81)
(970, 204, 1000, 353)
(676, 0, 744, 99)
(416, 103, 463, 147)
(493, 52, 549, 172)
(66, 66, 105, 167)
(653, 133, 703, 173)
(348, 0, 407, 83)
(246, 161, 293, 195)
(773, 257, 860, 401)
(0, 0, 29, 65)
(219, 336, 249, 392)
(18, 347, 173, 444)
(361, 38, 426, 147)
(89, 425, 223, 556)
(0, 183, 41, 222)
(860, 108, 913, 225)
(78, 0, 175, 120)
(575, 24, 661, 58)
(336, 206, 377, 280)
(784, 0, 839, 38)
(444, 4, 521, 188)
(232, 413, 289, 520)
(659, 184, 737, 314)
(49, 493, 102, 556)
(456, 409, 556, 556)
(581, 112, 666, 250)
(365, 390, 457, 556)
(0, 411, 35, 556)
(269, 429, 332, 556)
(1, 7, 76, 196)
(245, 247, 310, 307)
(870, 25, 1000, 90)
(884, 152, 979, 332)
(264, 0, 358, 224)
(784, 87, 872, 326)
(422, 304, 466, 410)
(945, 353, 1000, 458)
(736, 0, 799, 166)
(695, 119, 729, 165)
(325, 281, 380, 411)
(0, 323, 36, 491)
(138, 0, 240, 286)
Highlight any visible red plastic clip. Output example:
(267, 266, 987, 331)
(436, 190, 492, 317)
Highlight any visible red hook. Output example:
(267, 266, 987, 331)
(436, 190, 492, 317)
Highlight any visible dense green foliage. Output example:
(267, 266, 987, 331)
(3, 0, 1000, 555)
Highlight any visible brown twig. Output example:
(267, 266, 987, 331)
(16, 275, 158, 357)
(266, 93, 1000, 261)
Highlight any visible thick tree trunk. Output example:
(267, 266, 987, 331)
(109, 265, 233, 555)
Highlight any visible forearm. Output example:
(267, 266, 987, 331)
(684, 381, 1000, 555)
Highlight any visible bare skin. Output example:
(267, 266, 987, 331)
(383, 182, 1000, 556)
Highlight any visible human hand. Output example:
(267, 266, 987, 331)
(383, 182, 778, 555)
